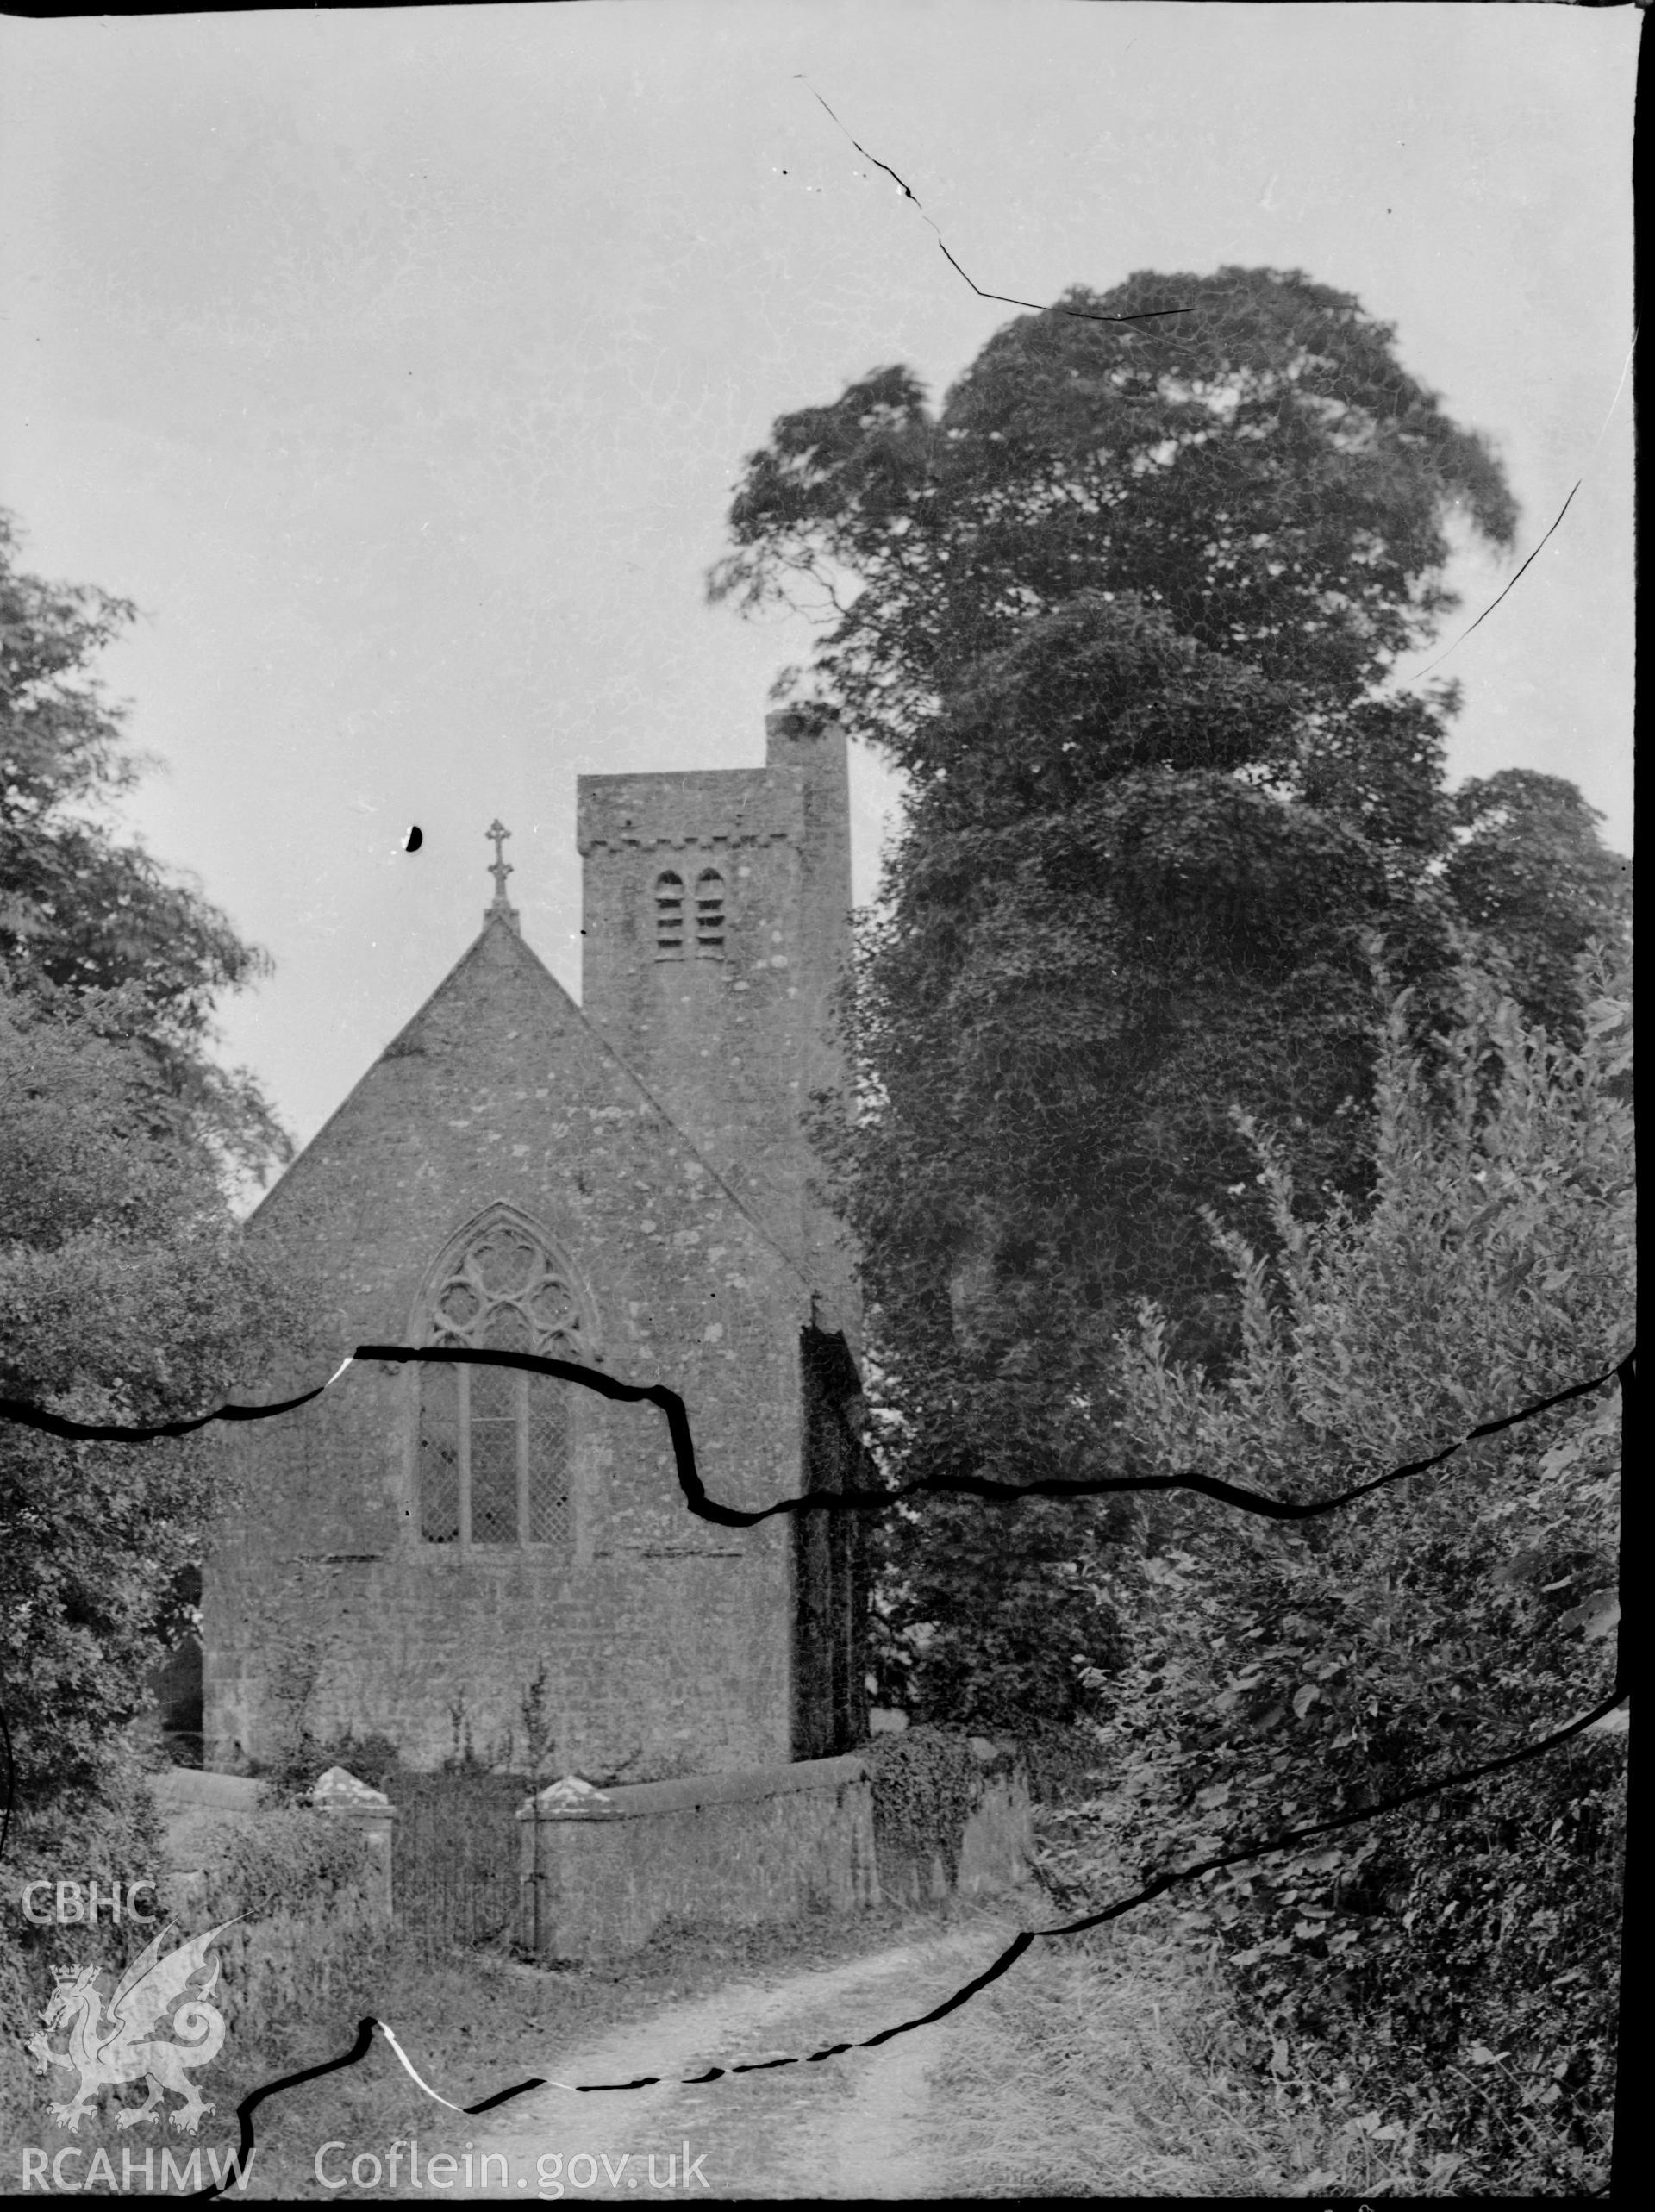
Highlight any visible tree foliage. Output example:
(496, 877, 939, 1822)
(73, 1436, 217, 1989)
(1, 508, 287, 1180)
(0, 513, 309, 1811)
(712, 266, 1517, 758)
(0, 982, 311, 1818)
(716, 270, 1627, 1728)
(1070, 959, 1632, 2193)
(1445, 767, 1631, 1045)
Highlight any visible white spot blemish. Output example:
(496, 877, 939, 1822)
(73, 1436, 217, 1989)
(771, 954, 788, 968)
(703, 1323, 724, 1343)
(512, 1143, 529, 1157)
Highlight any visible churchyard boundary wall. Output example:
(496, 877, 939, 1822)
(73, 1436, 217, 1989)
(514, 1740, 1033, 1963)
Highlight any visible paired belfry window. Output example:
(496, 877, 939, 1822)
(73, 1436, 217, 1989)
(694, 870, 726, 956)
(654, 872, 685, 958)
(416, 1215, 580, 1551)
(654, 867, 725, 959)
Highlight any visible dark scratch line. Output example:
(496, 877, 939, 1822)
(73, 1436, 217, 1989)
(0, 1348, 1625, 1534)
(0, 1695, 14, 1870)
(801, 84, 1631, 666)
(1410, 322, 1635, 682)
(795, 77, 1190, 327)
(1410, 479, 1581, 680)
(573, 1678, 1626, 2088)
(1038, 1682, 1625, 1944)
(186, 2018, 376, 2201)
(183, 1678, 1625, 2181)
(12, 1341, 1623, 2179)
(0, 1372, 340, 1446)
(799, 81, 921, 205)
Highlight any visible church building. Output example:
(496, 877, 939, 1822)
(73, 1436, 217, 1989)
(204, 708, 871, 1784)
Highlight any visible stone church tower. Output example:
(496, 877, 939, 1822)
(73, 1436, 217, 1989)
(203, 709, 868, 1782)
(578, 703, 855, 1326)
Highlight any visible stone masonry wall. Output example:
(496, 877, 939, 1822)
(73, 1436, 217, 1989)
(516, 1757, 879, 1961)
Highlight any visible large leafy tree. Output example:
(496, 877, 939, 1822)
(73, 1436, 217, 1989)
(1, 513, 302, 1818)
(0, 508, 286, 1179)
(712, 269, 1627, 1727)
(0, 982, 310, 1819)
(710, 266, 1516, 759)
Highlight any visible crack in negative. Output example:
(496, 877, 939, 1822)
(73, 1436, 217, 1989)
(3, 1352, 1628, 2198)
(794, 78, 1191, 328)
(171, 1677, 1622, 2198)
(0, 1349, 1627, 1534)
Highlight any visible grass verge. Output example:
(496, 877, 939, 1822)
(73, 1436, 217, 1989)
(917, 1901, 1300, 2199)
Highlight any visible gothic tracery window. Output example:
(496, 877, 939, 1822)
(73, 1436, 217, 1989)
(416, 1215, 581, 1551)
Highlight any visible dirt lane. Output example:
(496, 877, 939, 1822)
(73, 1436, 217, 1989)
(446, 1918, 1015, 2200)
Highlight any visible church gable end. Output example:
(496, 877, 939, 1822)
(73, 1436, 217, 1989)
(208, 745, 865, 1790)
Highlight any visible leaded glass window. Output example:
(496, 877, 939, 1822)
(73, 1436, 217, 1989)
(417, 1215, 581, 1551)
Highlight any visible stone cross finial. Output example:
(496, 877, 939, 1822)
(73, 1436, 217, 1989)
(485, 819, 520, 931)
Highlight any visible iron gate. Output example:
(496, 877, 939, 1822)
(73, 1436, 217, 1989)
(389, 1771, 526, 1953)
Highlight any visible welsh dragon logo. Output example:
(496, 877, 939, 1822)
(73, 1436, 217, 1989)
(26, 1919, 237, 2135)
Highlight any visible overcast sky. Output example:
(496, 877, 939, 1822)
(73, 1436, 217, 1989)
(0, 2, 1635, 1165)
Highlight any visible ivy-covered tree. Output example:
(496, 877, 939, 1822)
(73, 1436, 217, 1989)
(714, 270, 1627, 1728)
(710, 267, 1517, 758)
(0, 508, 286, 1180)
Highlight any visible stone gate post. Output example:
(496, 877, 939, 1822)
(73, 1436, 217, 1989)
(309, 1765, 399, 1922)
